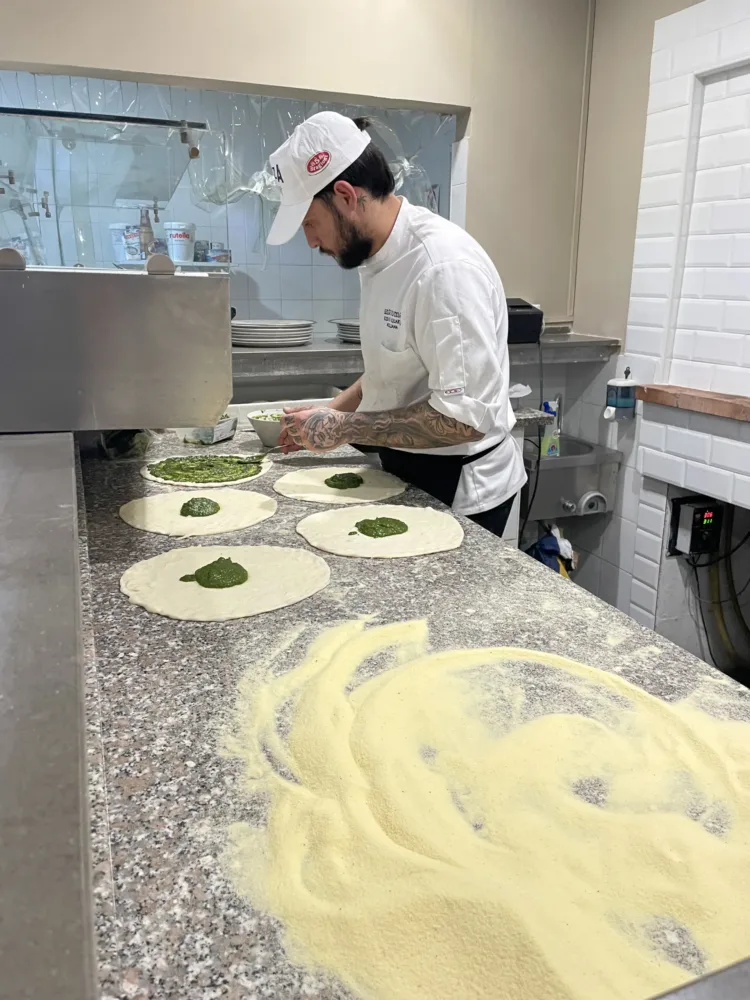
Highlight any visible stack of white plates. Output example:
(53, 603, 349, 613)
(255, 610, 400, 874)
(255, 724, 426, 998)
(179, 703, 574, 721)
(232, 319, 314, 347)
(332, 318, 361, 344)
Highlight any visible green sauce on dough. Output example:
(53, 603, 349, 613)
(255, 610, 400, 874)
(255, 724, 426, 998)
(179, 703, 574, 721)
(148, 455, 264, 484)
(325, 473, 365, 490)
(180, 497, 221, 518)
(355, 517, 409, 538)
(180, 557, 248, 588)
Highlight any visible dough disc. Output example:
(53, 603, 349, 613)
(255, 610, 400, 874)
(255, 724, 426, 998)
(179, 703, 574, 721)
(119, 489, 277, 537)
(120, 545, 329, 621)
(274, 466, 405, 505)
(296, 504, 463, 558)
(141, 454, 272, 488)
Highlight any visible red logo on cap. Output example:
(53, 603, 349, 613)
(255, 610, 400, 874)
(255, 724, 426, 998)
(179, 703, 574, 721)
(307, 151, 331, 174)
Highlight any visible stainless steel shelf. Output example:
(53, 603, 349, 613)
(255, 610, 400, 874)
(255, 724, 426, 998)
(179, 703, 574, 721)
(232, 332, 620, 383)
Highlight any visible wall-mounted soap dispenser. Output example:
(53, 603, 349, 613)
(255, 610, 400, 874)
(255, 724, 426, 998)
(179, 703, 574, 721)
(603, 367, 637, 421)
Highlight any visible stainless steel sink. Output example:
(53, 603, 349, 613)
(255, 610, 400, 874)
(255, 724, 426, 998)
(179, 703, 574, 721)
(522, 434, 623, 519)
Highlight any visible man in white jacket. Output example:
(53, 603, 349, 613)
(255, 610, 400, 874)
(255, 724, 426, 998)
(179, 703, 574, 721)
(270, 112, 526, 538)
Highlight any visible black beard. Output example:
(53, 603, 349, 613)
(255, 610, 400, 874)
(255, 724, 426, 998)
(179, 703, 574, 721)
(329, 204, 373, 269)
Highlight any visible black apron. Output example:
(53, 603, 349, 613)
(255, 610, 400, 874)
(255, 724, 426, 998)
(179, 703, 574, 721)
(377, 442, 501, 508)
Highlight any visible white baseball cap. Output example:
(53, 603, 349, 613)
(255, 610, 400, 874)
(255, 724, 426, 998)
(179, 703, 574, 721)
(266, 112, 371, 245)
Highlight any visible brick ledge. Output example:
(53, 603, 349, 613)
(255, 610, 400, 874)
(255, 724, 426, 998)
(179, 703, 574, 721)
(636, 385, 750, 423)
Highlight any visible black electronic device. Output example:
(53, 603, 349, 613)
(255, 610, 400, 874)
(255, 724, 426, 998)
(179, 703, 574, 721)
(667, 495, 725, 557)
(507, 298, 544, 345)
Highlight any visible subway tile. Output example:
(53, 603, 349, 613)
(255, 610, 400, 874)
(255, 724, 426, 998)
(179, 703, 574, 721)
(711, 198, 750, 233)
(635, 527, 664, 564)
(628, 604, 656, 630)
(701, 94, 750, 136)
(684, 460, 733, 501)
(689, 202, 713, 235)
(641, 475, 669, 511)
(636, 206, 681, 237)
(733, 473, 750, 508)
(673, 330, 695, 360)
(676, 298, 724, 330)
(669, 359, 715, 390)
(680, 267, 704, 298)
(665, 425, 712, 463)
(342, 268, 362, 299)
(624, 326, 667, 357)
(696, 0, 750, 35)
(638, 173, 684, 208)
(710, 436, 750, 475)
(313, 299, 343, 332)
(601, 516, 637, 575)
(693, 331, 745, 366)
(719, 17, 750, 62)
(631, 579, 658, 615)
(727, 65, 750, 97)
(648, 75, 693, 114)
(697, 130, 750, 170)
(618, 353, 659, 384)
(642, 139, 688, 177)
(630, 268, 673, 296)
(702, 266, 750, 299)
(643, 402, 690, 429)
(627, 297, 669, 327)
(653, 5, 699, 50)
(724, 301, 750, 332)
(684, 234, 733, 266)
(640, 447, 686, 487)
(279, 264, 313, 300)
(633, 553, 660, 590)
(650, 49, 672, 84)
(637, 502, 666, 537)
(618, 466, 643, 524)
(639, 420, 667, 450)
(689, 410, 750, 439)
(693, 165, 742, 201)
(703, 75, 728, 103)
(710, 365, 750, 394)
(671, 31, 720, 76)
(573, 551, 601, 597)
(733, 234, 750, 264)
(598, 563, 633, 612)
(633, 237, 676, 267)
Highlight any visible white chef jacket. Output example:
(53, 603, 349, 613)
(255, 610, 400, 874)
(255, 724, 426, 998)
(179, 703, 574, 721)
(357, 198, 527, 516)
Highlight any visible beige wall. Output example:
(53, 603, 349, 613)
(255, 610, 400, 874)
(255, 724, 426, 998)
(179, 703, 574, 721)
(574, 0, 702, 339)
(0, 0, 474, 109)
(0, 0, 593, 323)
(467, 0, 593, 323)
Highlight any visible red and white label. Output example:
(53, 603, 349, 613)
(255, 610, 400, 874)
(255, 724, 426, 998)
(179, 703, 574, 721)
(306, 151, 331, 174)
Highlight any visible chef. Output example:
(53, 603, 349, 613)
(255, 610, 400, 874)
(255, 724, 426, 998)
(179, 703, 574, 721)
(268, 111, 526, 538)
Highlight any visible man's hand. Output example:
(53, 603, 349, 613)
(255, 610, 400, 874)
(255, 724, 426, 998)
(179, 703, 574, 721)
(279, 407, 348, 454)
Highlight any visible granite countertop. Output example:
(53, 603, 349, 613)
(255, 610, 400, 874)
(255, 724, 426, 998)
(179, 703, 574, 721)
(79, 428, 749, 1000)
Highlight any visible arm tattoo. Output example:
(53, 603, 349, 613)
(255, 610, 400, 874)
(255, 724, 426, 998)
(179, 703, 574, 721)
(302, 400, 483, 451)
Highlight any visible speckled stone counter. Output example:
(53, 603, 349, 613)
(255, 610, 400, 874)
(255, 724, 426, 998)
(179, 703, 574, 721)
(80, 428, 750, 1000)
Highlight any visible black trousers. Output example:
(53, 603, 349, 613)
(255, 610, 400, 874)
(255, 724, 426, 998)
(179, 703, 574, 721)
(377, 446, 516, 539)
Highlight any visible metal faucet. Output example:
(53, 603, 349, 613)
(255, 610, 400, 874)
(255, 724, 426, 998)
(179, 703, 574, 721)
(554, 394, 563, 436)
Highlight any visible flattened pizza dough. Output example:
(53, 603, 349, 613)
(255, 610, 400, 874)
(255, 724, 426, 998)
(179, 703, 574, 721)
(119, 489, 277, 537)
(296, 504, 464, 558)
(141, 454, 272, 488)
(274, 466, 405, 505)
(120, 545, 329, 621)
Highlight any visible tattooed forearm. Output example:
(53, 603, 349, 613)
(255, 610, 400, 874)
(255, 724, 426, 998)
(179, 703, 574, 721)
(294, 401, 483, 451)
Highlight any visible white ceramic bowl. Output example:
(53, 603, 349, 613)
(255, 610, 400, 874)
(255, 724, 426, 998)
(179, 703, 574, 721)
(249, 411, 284, 448)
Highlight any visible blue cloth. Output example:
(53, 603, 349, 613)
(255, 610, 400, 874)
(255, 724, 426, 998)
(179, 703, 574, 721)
(525, 532, 566, 574)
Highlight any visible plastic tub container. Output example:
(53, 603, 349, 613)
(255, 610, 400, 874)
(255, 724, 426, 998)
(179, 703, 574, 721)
(164, 222, 196, 263)
(110, 223, 141, 262)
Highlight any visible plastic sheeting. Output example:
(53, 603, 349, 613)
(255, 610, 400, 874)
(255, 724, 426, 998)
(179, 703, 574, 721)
(0, 70, 455, 263)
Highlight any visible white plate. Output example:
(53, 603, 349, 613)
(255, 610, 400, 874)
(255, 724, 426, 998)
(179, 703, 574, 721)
(231, 318, 313, 329)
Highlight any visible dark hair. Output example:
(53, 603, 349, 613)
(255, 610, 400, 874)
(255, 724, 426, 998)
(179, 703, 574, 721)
(315, 117, 395, 202)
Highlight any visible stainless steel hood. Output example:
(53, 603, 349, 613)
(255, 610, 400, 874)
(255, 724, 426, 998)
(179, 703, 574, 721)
(0, 253, 231, 432)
